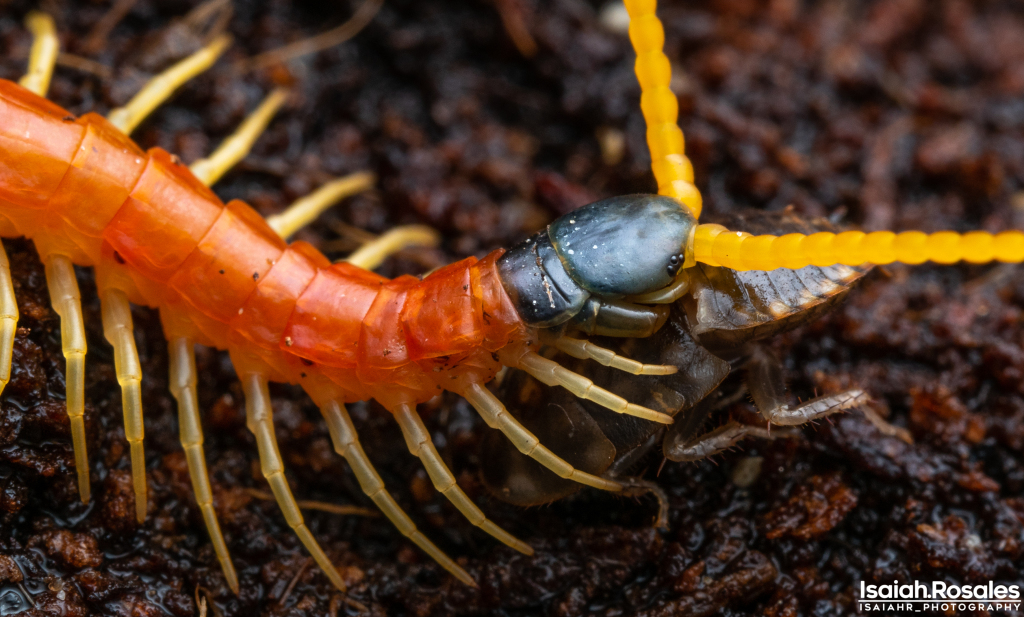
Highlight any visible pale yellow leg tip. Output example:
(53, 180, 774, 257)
(134, 498, 146, 523)
(480, 520, 533, 556)
(454, 568, 478, 587)
(641, 365, 679, 376)
(629, 405, 673, 424)
(294, 525, 347, 591)
(130, 444, 147, 523)
(574, 472, 624, 492)
(76, 470, 91, 503)
(71, 421, 91, 503)
(266, 172, 376, 240)
(215, 542, 240, 595)
(71, 419, 91, 502)
(321, 561, 347, 592)
(325, 567, 347, 591)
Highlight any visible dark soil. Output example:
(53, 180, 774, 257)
(0, 0, 1023, 615)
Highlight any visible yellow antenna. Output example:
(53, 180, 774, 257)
(691, 226, 1024, 271)
(630, 2, 1023, 271)
(624, 0, 702, 219)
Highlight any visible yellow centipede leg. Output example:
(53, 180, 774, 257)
(18, 12, 58, 97)
(43, 254, 89, 502)
(318, 399, 476, 586)
(189, 88, 290, 186)
(265, 172, 376, 240)
(107, 34, 232, 134)
(99, 289, 147, 523)
(240, 371, 346, 591)
(392, 403, 534, 556)
(553, 337, 677, 376)
(514, 351, 674, 424)
(462, 383, 624, 492)
(344, 225, 441, 270)
(168, 337, 239, 594)
(0, 245, 18, 398)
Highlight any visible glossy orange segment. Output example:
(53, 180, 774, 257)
(475, 250, 523, 351)
(0, 80, 85, 207)
(49, 113, 147, 238)
(402, 257, 484, 360)
(169, 200, 286, 323)
(232, 241, 328, 349)
(103, 148, 224, 280)
(358, 275, 420, 371)
(356, 276, 439, 406)
(285, 262, 387, 368)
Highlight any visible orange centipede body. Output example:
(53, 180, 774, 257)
(0, 79, 523, 391)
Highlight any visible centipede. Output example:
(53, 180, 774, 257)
(1, 0, 1023, 612)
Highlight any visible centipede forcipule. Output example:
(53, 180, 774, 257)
(3, 0, 1024, 600)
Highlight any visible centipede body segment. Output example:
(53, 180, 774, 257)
(1, 0, 1022, 597)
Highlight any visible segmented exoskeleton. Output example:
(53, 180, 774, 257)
(2, 1, 1023, 594)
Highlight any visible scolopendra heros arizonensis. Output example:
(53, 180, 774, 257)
(2, 0, 1024, 606)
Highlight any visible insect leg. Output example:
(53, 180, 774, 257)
(391, 403, 534, 556)
(100, 289, 147, 523)
(189, 88, 290, 186)
(265, 172, 376, 240)
(663, 421, 799, 462)
(107, 34, 232, 134)
(860, 403, 914, 444)
(167, 337, 239, 593)
(748, 345, 868, 426)
(0, 245, 18, 398)
(43, 255, 89, 502)
(239, 371, 346, 591)
(318, 399, 476, 586)
(18, 12, 58, 97)
(553, 336, 677, 376)
(344, 226, 441, 270)
(462, 383, 623, 492)
(756, 389, 869, 426)
(515, 351, 673, 424)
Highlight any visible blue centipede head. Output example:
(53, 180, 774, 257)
(548, 194, 697, 298)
